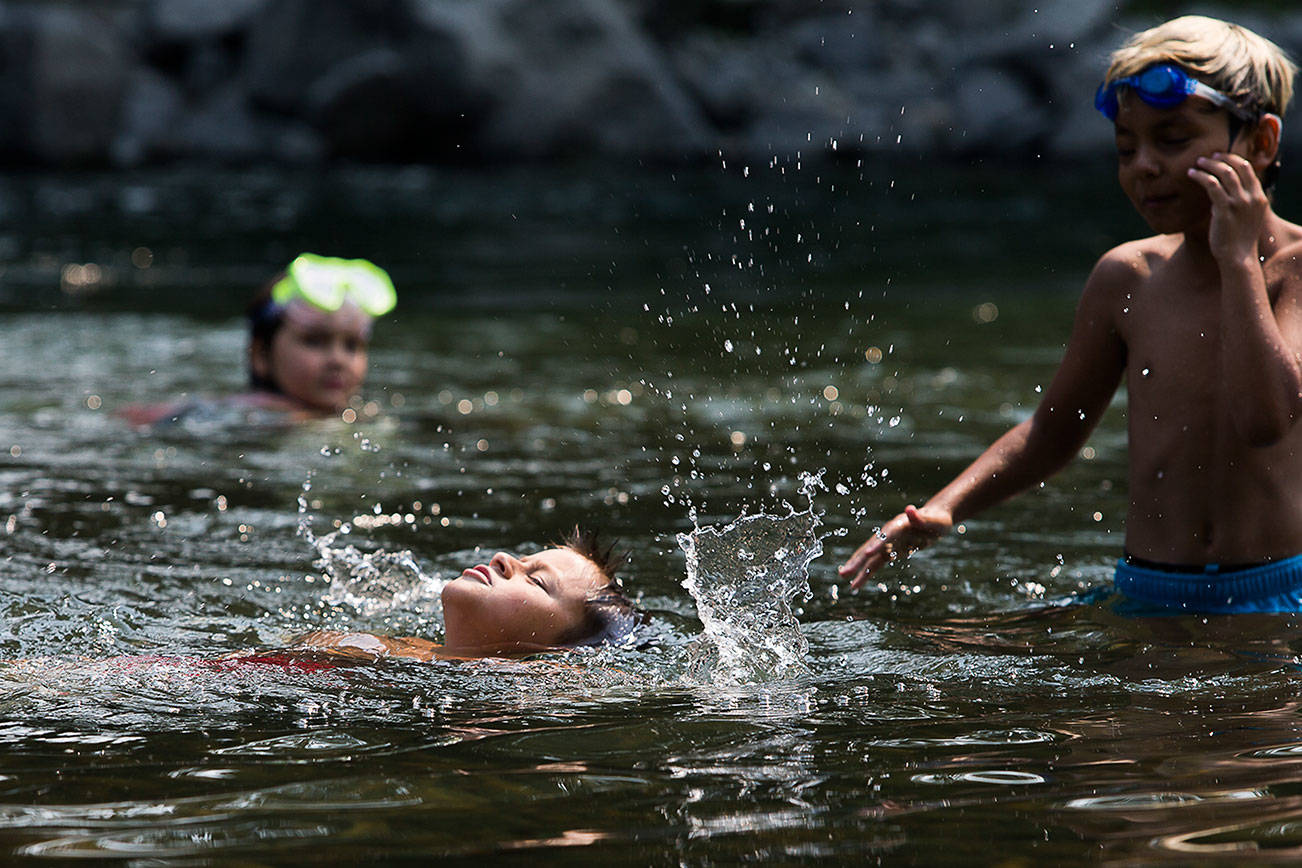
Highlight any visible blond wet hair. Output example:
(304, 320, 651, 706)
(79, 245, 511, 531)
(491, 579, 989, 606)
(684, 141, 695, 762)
(1104, 15, 1297, 118)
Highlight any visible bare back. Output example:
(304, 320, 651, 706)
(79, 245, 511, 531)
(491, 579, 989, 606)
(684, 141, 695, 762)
(1112, 222, 1302, 564)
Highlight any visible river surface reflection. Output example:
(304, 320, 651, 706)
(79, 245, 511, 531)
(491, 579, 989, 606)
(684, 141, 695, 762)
(1, 163, 1301, 862)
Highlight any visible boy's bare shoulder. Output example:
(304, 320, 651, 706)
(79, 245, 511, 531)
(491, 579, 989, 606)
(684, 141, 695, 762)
(1270, 230, 1302, 270)
(1095, 235, 1177, 277)
(1082, 235, 1175, 300)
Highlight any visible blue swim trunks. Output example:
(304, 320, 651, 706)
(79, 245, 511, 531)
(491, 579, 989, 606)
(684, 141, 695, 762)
(1114, 552, 1302, 613)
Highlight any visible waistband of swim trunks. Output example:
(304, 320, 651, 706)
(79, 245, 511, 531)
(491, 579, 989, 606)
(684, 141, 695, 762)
(1122, 552, 1279, 573)
(1115, 552, 1302, 606)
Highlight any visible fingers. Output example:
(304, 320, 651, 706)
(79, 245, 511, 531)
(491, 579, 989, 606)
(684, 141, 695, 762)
(1190, 153, 1261, 200)
(840, 517, 913, 589)
(847, 548, 890, 590)
(904, 504, 925, 527)
(1188, 156, 1235, 203)
(840, 504, 949, 589)
(848, 560, 879, 590)
(837, 530, 888, 578)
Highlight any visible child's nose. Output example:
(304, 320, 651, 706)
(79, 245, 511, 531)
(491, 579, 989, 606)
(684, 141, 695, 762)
(327, 339, 351, 364)
(1132, 143, 1162, 175)
(490, 552, 522, 576)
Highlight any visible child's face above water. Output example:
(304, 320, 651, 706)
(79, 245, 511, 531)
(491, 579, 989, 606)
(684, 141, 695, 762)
(254, 301, 371, 413)
(440, 547, 606, 655)
(1111, 96, 1254, 234)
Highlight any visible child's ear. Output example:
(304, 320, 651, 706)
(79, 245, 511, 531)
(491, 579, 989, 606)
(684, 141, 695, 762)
(1249, 113, 1283, 174)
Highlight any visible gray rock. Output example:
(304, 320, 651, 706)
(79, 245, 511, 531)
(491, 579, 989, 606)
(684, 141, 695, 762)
(110, 66, 184, 167)
(949, 65, 1046, 152)
(243, 0, 417, 115)
(671, 34, 761, 130)
(3, 0, 1302, 167)
(2, 4, 131, 164)
(172, 83, 265, 162)
(145, 0, 269, 42)
(470, 0, 711, 160)
(305, 40, 486, 161)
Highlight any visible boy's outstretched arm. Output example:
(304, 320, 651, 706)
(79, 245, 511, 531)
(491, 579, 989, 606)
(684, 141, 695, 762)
(839, 256, 1132, 590)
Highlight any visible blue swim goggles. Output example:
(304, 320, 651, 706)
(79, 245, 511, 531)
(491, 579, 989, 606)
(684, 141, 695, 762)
(1095, 64, 1255, 122)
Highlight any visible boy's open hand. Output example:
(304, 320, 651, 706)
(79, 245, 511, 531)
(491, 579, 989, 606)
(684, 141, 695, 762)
(838, 504, 953, 590)
(1188, 152, 1268, 263)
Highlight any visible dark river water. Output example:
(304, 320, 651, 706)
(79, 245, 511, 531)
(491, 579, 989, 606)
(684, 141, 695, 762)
(3, 159, 1302, 863)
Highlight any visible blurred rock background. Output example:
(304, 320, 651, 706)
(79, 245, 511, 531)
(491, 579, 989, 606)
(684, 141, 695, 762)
(1, 0, 1298, 169)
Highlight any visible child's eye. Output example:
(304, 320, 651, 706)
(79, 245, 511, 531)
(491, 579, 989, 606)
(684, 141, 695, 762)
(300, 331, 331, 348)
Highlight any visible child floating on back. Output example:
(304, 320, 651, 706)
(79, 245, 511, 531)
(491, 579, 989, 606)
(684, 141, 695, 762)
(293, 527, 643, 660)
(122, 253, 395, 426)
(840, 16, 1302, 613)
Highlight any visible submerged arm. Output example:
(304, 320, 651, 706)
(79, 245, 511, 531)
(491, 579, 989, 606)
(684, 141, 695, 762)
(295, 630, 441, 662)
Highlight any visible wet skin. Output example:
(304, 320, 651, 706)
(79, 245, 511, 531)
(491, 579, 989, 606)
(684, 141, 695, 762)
(250, 300, 371, 414)
(440, 547, 605, 655)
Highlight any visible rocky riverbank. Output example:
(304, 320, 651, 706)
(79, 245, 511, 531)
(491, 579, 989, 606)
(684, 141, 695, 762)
(2, 0, 1300, 168)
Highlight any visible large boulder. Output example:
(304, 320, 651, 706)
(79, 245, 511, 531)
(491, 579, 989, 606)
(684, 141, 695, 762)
(243, 0, 486, 161)
(439, 0, 711, 161)
(144, 0, 269, 43)
(0, 4, 132, 165)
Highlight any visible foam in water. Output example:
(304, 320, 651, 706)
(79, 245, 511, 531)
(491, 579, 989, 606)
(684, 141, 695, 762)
(296, 473, 442, 619)
(677, 471, 825, 683)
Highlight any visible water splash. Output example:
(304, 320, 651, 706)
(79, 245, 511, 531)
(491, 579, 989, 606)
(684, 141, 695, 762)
(296, 473, 442, 619)
(677, 471, 825, 684)
(312, 535, 440, 618)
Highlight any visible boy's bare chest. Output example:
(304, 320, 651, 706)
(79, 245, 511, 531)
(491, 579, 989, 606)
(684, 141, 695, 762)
(1118, 266, 1233, 430)
(1123, 280, 1220, 375)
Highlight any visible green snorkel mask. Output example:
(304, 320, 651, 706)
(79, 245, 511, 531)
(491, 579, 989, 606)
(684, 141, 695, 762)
(270, 254, 397, 317)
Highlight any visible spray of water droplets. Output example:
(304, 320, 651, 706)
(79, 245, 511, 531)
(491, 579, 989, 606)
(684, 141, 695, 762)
(297, 472, 443, 620)
(677, 471, 826, 684)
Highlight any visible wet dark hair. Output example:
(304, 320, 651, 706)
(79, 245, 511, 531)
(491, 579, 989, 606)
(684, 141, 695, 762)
(555, 526, 645, 647)
(245, 276, 286, 392)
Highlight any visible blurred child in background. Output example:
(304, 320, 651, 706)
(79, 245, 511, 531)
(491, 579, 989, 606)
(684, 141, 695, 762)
(122, 253, 396, 426)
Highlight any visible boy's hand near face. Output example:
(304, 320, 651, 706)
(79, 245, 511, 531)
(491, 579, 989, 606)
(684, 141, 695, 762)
(1188, 151, 1271, 265)
(838, 504, 953, 590)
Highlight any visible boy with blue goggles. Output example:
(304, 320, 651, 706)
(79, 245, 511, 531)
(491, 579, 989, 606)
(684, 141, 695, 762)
(840, 16, 1302, 615)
